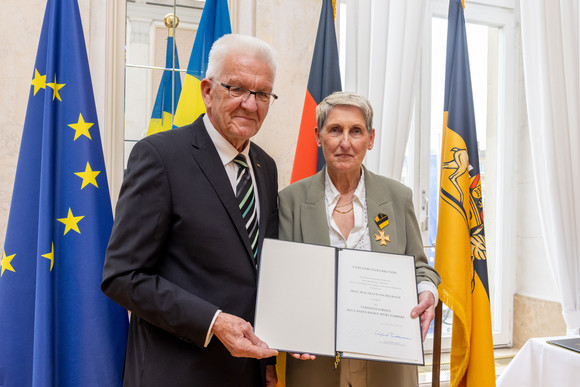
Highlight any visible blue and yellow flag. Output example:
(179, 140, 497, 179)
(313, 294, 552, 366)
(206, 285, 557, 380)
(146, 33, 182, 136)
(0, 0, 129, 385)
(172, 0, 231, 128)
(434, 1, 495, 386)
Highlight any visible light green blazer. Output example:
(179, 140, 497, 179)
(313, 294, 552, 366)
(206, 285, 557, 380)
(279, 166, 440, 284)
(278, 166, 441, 387)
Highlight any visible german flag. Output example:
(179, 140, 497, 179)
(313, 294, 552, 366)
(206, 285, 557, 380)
(290, 0, 341, 183)
(434, 0, 496, 386)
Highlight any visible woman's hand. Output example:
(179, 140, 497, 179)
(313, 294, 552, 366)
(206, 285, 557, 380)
(411, 291, 436, 341)
(289, 353, 317, 360)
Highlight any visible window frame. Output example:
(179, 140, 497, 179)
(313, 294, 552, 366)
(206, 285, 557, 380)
(411, 0, 518, 350)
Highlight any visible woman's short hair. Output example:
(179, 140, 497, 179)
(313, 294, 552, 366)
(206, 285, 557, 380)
(316, 91, 374, 132)
(206, 34, 277, 83)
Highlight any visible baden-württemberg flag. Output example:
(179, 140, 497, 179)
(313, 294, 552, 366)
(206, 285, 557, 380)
(146, 32, 182, 136)
(0, 0, 129, 385)
(434, 1, 495, 386)
(172, 0, 231, 128)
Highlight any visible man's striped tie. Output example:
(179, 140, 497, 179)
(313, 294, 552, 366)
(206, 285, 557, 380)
(233, 154, 259, 260)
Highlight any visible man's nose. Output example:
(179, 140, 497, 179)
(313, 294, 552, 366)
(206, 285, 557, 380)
(241, 92, 259, 112)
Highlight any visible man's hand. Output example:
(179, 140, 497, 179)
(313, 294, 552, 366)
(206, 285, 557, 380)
(410, 291, 436, 341)
(265, 365, 277, 387)
(212, 312, 278, 359)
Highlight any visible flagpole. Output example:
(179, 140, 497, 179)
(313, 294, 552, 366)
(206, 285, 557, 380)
(164, 13, 179, 38)
(432, 302, 443, 387)
(165, 13, 179, 130)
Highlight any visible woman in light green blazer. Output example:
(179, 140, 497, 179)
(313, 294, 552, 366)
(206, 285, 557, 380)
(278, 92, 441, 387)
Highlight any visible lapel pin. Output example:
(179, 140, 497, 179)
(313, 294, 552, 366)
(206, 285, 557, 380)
(375, 212, 389, 229)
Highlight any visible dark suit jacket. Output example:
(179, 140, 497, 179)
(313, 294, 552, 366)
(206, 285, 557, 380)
(278, 166, 440, 387)
(102, 116, 279, 387)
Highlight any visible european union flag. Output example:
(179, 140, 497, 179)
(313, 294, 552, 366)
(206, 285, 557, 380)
(0, 0, 128, 386)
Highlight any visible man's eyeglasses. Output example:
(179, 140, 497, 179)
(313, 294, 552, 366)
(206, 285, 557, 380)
(218, 82, 278, 105)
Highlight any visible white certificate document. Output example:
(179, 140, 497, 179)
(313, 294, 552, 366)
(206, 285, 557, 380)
(254, 238, 424, 364)
(336, 249, 422, 363)
(254, 239, 337, 357)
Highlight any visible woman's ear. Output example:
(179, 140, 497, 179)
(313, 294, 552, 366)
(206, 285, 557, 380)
(368, 128, 376, 150)
(315, 127, 322, 147)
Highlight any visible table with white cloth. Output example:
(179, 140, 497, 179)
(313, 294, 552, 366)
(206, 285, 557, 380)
(496, 336, 580, 387)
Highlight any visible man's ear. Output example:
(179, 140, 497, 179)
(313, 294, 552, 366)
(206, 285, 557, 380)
(315, 127, 322, 147)
(201, 78, 212, 108)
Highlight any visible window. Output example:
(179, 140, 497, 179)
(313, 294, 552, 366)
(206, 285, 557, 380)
(337, 0, 518, 350)
(124, 1, 204, 169)
(410, 0, 518, 349)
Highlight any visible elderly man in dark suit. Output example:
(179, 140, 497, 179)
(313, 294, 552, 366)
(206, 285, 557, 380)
(101, 34, 279, 387)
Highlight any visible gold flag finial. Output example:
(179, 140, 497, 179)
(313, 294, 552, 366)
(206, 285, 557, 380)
(164, 14, 180, 37)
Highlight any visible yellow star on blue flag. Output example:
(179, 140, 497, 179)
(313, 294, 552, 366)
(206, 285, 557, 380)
(31, 69, 46, 95)
(1, 251, 16, 276)
(41, 243, 54, 271)
(75, 162, 100, 189)
(46, 74, 65, 101)
(57, 208, 84, 235)
(69, 113, 94, 140)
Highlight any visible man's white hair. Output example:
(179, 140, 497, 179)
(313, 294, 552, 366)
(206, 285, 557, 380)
(205, 34, 276, 83)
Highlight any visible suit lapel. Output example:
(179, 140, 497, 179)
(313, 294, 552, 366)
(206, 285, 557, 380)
(301, 170, 331, 246)
(189, 118, 256, 266)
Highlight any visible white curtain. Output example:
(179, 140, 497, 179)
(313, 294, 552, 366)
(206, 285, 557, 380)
(343, 0, 428, 180)
(520, 0, 580, 335)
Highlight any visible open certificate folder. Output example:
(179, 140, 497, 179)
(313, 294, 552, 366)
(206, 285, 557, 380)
(254, 238, 424, 365)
